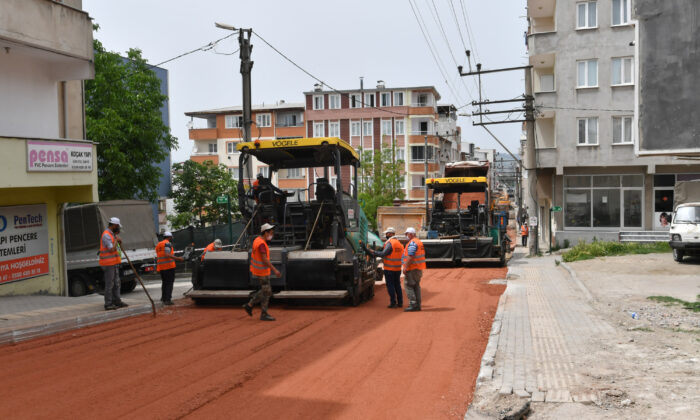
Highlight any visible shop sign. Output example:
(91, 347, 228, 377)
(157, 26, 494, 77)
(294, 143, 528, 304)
(0, 204, 49, 284)
(27, 140, 93, 172)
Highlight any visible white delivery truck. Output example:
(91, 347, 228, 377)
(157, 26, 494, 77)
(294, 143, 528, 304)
(669, 180, 700, 262)
(64, 200, 158, 296)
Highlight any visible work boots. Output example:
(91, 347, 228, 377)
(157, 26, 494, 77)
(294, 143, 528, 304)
(260, 311, 276, 321)
(242, 303, 253, 317)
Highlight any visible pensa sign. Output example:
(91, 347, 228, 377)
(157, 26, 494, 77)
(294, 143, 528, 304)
(27, 140, 93, 172)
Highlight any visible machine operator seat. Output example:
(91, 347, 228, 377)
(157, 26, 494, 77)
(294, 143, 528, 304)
(315, 177, 335, 202)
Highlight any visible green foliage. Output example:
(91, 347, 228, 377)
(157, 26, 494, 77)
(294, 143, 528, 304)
(561, 241, 671, 262)
(170, 160, 239, 229)
(85, 30, 177, 202)
(647, 295, 700, 312)
(357, 138, 405, 230)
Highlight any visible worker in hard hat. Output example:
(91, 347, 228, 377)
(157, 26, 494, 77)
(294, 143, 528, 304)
(243, 223, 281, 321)
(156, 231, 184, 306)
(201, 238, 223, 262)
(361, 227, 405, 308)
(100, 217, 127, 311)
(402, 227, 426, 312)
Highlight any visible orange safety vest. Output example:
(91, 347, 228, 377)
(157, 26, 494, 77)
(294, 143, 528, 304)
(403, 237, 427, 271)
(156, 239, 176, 271)
(250, 236, 271, 277)
(383, 237, 404, 272)
(521, 224, 529, 236)
(99, 229, 121, 266)
(201, 242, 217, 262)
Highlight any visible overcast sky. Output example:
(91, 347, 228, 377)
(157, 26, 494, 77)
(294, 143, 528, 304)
(83, 0, 528, 164)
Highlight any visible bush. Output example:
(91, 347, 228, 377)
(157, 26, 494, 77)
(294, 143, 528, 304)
(562, 241, 671, 262)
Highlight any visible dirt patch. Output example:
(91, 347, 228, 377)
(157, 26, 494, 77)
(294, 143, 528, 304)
(0, 266, 506, 419)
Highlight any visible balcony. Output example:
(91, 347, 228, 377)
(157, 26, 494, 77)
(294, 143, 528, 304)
(528, 0, 556, 34)
(530, 53, 556, 94)
(190, 154, 219, 165)
(189, 128, 218, 140)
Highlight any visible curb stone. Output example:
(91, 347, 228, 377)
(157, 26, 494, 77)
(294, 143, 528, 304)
(558, 261, 594, 301)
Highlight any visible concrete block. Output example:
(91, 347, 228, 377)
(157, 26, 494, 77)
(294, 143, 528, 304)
(499, 385, 513, 395)
(531, 391, 546, 402)
(477, 366, 493, 383)
(545, 389, 572, 403)
(515, 389, 531, 398)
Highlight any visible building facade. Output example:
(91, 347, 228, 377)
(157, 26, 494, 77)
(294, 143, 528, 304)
(185, 102, 307, 199)
(0, 0, 97, 296)
(526, 0, 700, 245)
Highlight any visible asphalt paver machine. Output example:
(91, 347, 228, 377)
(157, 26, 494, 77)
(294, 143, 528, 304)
(186, 137, 379, 305)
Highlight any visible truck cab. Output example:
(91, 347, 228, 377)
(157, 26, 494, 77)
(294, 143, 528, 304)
(669, 202, 700, 262)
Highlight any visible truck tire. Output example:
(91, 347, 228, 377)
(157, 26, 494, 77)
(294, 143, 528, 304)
(120, 278, 137, 293)
(673, 249, 684, 262)
(69, 275, 88, 297)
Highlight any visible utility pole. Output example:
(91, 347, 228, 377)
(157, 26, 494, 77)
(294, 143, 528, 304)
(524, 67, 538, 256)
(424, 135, 429, 230)
(239, 29, 253, 143)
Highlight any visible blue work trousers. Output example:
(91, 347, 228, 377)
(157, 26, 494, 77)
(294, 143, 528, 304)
(384, 269, 403, 306)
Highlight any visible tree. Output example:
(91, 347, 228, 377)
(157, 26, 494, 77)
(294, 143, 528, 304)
(358, 137, 406, 230)
(85, 26, 177, 202)
(169, 160, 239, 229)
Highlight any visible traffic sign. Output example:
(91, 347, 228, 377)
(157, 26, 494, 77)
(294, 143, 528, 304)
(529, 216, 538, 227)
(551, 206, 562, 212)
(216, 195, 228, 204)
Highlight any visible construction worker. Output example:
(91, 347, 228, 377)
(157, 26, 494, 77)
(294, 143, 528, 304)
(521, 223, 529, 247)
(402, 227, 426, 312)
(361, 227, 404, 308)
(201, 238, 223, 262)
(243, 223, 281, 321)
(99, 217, 128, 311)
(156, 232, 184, 305)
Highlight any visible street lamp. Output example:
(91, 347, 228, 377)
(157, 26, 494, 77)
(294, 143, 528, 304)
(215, 22, 237, 31)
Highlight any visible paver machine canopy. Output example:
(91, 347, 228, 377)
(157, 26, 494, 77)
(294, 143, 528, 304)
(187, 137, 379, 305)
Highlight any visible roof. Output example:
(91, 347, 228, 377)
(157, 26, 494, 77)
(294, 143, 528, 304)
(426, 177, 488, 193)
(235, 137, 359, 169)
(185, 102, 305, 117)
(303, 85, 441, 100)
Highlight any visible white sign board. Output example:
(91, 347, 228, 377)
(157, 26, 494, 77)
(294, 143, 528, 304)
(27, 140, 93, 172)
(0, 204, 49, 285)
(529, 216, 538, 227)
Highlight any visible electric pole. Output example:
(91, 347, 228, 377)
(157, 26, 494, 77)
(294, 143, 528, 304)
(239, 29, 253, 143)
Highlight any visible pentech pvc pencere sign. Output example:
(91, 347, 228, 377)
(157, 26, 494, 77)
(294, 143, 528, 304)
(26, 140, 93, 172)
(0, 204, 49, 285)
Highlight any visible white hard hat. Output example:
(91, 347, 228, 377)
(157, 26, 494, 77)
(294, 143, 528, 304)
(260, 223, 275, 233)
(384, 227, 396, 234)
(405, 227, 416, 235)
(214, 239, 223, 248)
(109, 217, 121, 226)
(163, 231, 173, 237)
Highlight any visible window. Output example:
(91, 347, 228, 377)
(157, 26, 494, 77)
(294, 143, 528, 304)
(396, 147, 405, 162)
(612, 0, 630, 25)
(328, 94, 340, 109)
(410, 145, 434, 162)
(540, 74, 555, 92)
(258, 166, 269, 178)
(564, 175, 643, 228)
(208, 143, 217, 153)
(351, 121, 361, 136)
(277, 113, 301, 127)
(412, 174, 425, 188)
(313, 95, 324, 110)
(283, 168, 303, 179)
(229, 168, 239, 180)
(362, 121, 372, 136)
(380, 92, 391, 107)
(255, 113, 271, 127)
(225, 115, 242, 128)
(576, 1, 597, 29)
(399, 176, 406, 189)
(612, 116, 633, 144)
(286, 189, 307, 202)
(313, 122, 324, 138)
(365, 93, 375, 107)
(577, 117, 598, 145)
(577, 59, 598, 87)
(416, 94, 428, 106)
(395, 120, 405, 135)
(612, 57, 633, 85)
(350, 94, 362, 108)
(381, 120, 392, 137)
(394, 92, 404, 106)
(226, 142, 236, 154)
(329, 121, 340, 137)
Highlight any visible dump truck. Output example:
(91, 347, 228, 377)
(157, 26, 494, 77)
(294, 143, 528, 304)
(64, 200, 158, 296)
(186, 137, 381, 305)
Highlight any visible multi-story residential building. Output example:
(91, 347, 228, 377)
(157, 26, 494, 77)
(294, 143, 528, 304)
(0, 0, 97, 296)
(185, 102, 307, 199)
(525, 0, 700, 245)
(303, 82, 461, 200)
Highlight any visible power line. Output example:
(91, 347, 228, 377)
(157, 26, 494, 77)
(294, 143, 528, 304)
(447, 0, 480, 94)
(459, 0, 480, 62)
(536, 105, 634, 113)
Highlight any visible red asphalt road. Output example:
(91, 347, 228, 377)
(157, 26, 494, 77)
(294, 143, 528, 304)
(0, 266, 505, 419)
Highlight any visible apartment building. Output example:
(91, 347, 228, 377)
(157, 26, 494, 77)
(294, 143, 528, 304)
(185, 102, 307, 199)
(526, 0, 700, 245)
(0, 0, 97, 295)
(303, 82, 461, 200)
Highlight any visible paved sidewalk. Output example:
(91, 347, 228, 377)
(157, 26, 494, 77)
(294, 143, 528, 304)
(0, 276, 192, 345)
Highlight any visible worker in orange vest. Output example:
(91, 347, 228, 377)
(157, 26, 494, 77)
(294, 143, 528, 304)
(361, 227, 405, 308)
(201, 238, 223, 262)
(99, 217, 127, 311)
(243, 223, 281, 321)
(402, 227, 426, 312)
(156, 232, 184, 305)
(521, 223, 529, 247)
